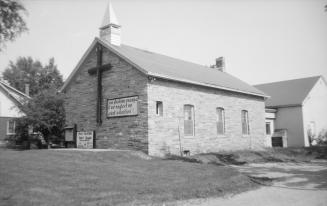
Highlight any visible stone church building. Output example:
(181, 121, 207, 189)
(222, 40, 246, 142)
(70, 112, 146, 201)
(61, 3, 267, 156)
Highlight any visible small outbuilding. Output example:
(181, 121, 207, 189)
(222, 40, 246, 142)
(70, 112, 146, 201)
(255, 76, 327, 147)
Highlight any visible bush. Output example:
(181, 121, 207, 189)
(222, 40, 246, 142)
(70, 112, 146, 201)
(316, 129, 327, 146)
(13, 89, 65, 147)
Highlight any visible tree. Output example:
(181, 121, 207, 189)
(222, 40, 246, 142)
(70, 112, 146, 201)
(39, 58, 64, 91)
(15, 88, 66, 146)
(2, 56, 65, 148)
(2, 57, 63, 96)
(2, 57, 42, 96)
(0, 0, 28, 51)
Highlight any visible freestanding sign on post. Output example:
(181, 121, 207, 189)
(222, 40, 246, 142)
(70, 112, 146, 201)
(76, 131, 94, 149)
(64, 124, 77, 148)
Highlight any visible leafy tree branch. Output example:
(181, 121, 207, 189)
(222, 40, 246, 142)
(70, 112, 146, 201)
(0, 0, 28, 51)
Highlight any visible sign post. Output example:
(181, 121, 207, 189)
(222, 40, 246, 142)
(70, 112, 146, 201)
(76, 131, 95, 149)
(64, 124, 77, 148)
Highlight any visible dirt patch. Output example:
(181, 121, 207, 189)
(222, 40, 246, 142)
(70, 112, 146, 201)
(166, 154, 243, 166)
(166, 147, 327, 169)
(191, 147, 327, 165)
(247, 175, 275, 186)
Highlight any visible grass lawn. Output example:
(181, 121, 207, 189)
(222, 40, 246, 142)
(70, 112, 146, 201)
(0, 149, 257, 206)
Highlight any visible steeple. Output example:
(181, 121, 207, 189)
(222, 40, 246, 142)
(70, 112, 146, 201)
(99, 1, 121, 46)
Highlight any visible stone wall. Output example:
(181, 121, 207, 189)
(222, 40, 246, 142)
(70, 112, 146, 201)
(147, 79, 266, 157)
(64, 44, 148, 152)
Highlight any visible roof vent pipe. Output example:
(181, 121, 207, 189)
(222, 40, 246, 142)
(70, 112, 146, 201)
(25, 84, 30, 96)
(215, 57, 225, 72)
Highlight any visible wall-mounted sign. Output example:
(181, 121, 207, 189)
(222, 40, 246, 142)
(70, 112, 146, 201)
(107, 96, 138, 117)
(76, 131, 94, 149)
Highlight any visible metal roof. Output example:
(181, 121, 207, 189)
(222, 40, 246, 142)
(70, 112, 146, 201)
(61, 38, 267, 98)
(254, 76, 322, 108)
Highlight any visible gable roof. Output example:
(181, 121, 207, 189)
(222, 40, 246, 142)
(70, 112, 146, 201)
(0, 80, 31, 106)
(61, 38, 267, 98)
(254, 76, 322, 108)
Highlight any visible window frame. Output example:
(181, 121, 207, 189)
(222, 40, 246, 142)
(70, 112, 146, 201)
(184, 104, 195, 136)
(241, 110, 250, 135)
(7, 119, 16, 135)
(155, 101, 163, 116)
(265, 122, 271, 135)
(307, 121, 316, 137)
(216, 107, 225, 135)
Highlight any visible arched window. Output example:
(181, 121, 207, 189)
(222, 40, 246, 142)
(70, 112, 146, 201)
(184, 105, 195, 136)
(216, 107, 225, 135)
(241, 110, 250, 135)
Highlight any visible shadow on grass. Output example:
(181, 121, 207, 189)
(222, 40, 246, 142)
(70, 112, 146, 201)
(165, 155, 202, 163)
(251, 151, 284, 163)
(247, 175, 276, 186)
(209, 154, 247, 165)
(165, 154, 243, 166)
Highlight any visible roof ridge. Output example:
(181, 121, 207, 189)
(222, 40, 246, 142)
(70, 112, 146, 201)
(120, 43, 217, 72)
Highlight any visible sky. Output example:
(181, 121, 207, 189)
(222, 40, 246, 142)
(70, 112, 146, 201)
(0, 0, 326, 85)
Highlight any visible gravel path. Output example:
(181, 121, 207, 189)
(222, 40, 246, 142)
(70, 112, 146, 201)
(175, 161, 327, 206)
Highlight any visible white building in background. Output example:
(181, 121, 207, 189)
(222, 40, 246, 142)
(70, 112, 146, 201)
(255, 76, 327, 147)
(0, 81, 30, 143)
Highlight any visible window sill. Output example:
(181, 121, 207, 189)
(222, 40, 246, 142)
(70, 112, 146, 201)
(184, 135, 195, 138)
(217, 134, 227, 138)
(6, 133, 16, 135)
(242, 134, 250, 137)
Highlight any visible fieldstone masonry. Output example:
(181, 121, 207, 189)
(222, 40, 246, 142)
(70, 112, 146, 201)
(64, 44, 266, 156)
(148, 79, 266, 156)
(64, 45, 148, 152)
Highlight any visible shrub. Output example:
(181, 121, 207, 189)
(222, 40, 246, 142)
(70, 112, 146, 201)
(316, 129, 327, 146)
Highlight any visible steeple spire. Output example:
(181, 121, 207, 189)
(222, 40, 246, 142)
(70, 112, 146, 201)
(100, 1, 119, 28)
(99, 1, 121, 46)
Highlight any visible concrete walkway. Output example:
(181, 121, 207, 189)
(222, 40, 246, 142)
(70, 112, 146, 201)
(234, 162, 327, 190)
(175, 161, 327, 206)
(176, 187, 327, 206)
